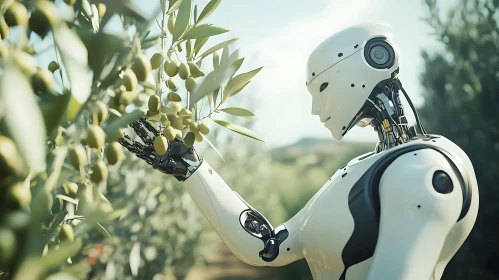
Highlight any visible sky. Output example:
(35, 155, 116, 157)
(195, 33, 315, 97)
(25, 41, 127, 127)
(138, 0, 458, 147)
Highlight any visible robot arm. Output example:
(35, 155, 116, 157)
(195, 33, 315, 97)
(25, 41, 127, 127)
(184, 160, 304, 266)
(119, 118, 303, 266)
(367, 148, 463, 280)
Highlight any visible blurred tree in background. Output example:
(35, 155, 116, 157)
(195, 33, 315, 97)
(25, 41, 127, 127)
(421, 0, 499, 279)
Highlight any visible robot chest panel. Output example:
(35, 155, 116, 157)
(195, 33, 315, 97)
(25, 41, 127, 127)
(300, 159, 379, 275)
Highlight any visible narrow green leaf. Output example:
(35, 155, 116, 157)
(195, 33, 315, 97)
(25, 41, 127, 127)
(213, 86, 221, 105)
(193, 37, 209, 56)
(197, 0, 221, 23)
(203, 136, 224, 161)
(53, 23, 91, 122)
(172, 0, 192, 42)
(212, 119, 264, 142)
(213, 52, 220, 77)
(189, 71, 219, 107)
(227, 57, 245, 80)
(198, 38, 239, 59)
(182, 24, 229, 39)
(0, 62, 46, 173)
(94, 222, 112, 241)
(167, 0, 183, 14)
(222, 80, 250, 103)
(220, 107, 255, 117)
(39, 93, 70, 135)
(186, 39, 194, 60)
(224, 66, 262, 98)
(103, 109, 146, 142)
(56, 194, 78, 205)
(220, 46, 230, 73)
(194, 4, 198, 21)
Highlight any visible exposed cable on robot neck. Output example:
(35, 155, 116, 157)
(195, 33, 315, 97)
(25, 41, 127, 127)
(394, 79, 427, 135)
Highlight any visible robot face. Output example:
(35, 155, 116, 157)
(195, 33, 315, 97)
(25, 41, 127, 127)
(306, 22, 400, 140)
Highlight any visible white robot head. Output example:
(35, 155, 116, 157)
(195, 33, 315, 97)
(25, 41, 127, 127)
(306, 22, 400, 140)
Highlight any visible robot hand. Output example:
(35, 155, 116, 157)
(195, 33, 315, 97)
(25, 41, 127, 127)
(118, 117, 202, 181)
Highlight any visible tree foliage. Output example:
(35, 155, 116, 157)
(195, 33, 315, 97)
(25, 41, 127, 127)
(0, 0, 262, 279)
(421, 0, 499, 278)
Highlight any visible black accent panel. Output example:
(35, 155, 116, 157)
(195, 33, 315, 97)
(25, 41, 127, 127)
(432, 170, 454, 194)
(238, 209, 289, 262)
(338, 143, 472, 279)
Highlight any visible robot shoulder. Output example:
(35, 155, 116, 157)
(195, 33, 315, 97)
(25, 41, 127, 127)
(339, 143, 472, 273)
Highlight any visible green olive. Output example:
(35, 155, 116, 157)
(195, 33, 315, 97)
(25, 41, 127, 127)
(153, 136, 168, 155)
(91, 161, 108, 183)
(187, 62, 205, 77)
(62, 182, 78, 197)
(167, 15, 175, 35)
(121, 68, 138, 92)
(150, 53, 162, 70)
(131, 53, 152, 82)
(4, 2, 28, 27)
(164, 61, 179, 77)
(48, 61, 60, 73)
(13, 51, 37, 75)
(148, 95, 161, 112)
(178, 63, 190, 80)
(9, 180, 31, 207)
(87, 125, 106, 149)
(199, 123, 210, 135)
(163, 126, 176, 141)
(64, 0, 76, 5)
(172, 117, 185, 130)
(106, 142, 123, 165)
(97, 3, 107, 18)
(166, 78, 177, 90)
(185, 77, 197, 92)
(68, 145, 86, 170)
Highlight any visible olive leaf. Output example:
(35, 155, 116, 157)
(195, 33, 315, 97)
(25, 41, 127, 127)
(103, 109, 146, 142)
(198, 38, 238, 59)
(182, 24, 229, 39)
(194, 4, 198, 21)
(130, 242, 141, 277)
(223, 66, 262, 99)
(220, 108, 254, 117)
(197, 0, 221, 24)
(0, 61, 46, 174)
(55, 195, 78, 205)
(167, 0, 183, 14)
(186, 39, 194, 60)
(189, 71, 220, 107)
(222, 81, 250, 104)
(94, 222, 112, 241)
(53, 23, 92, 122)
(226, 57, 245, 81)
(203, 135, 225, 161)
(172, 0, 192, 42)
(39, 93, 70, 135)
(212, 119, 264, 142)
(213, 51, 220, 78)
(193, 37, 210, 56)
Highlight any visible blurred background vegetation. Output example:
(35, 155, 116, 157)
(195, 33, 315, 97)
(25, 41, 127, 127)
(0, 0, 498, 279)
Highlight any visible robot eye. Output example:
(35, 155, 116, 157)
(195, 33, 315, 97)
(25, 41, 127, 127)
(320, 82, 329, 92)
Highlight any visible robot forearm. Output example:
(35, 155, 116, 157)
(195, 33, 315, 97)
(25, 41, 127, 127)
(184, 160, 303, 266)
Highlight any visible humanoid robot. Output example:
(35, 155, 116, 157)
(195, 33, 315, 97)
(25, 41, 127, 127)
(119, 22, 479, 280)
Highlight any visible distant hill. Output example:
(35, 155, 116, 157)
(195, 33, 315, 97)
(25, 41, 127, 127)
(271, 137, 376, 167)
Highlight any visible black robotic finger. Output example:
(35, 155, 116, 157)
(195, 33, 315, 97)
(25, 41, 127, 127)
(118, 134, 156, 166)
(129, 120, 154, 145)
(138, 117, 160, 136)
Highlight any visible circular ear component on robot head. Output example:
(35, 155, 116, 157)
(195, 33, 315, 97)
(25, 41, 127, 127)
(364, 37, 395, 69)
(432, 170, 454, 194)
